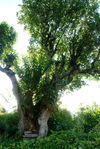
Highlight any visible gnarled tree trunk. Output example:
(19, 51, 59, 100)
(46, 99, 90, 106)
(38, 104, 53, 137)
(0, 67, 53, 138)
(18, 101, 53, 138)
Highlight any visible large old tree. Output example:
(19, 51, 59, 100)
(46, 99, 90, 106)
(0, 0, 100, 137)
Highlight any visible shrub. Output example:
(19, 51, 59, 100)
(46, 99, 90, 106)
(0, 111, 18, 137)
(32, 130, 100, 149)
(48, 107, 73, 133)
(1, 104, 100, 148)
(74, 104, 100, 133)
(1, 130, 100, 149)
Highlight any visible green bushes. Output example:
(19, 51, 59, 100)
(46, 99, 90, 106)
(48, 104, 100, 134)
(0, 111, 18, 137)
(74, 104, 100, 133)
(32, 131, 100, 149)
(48, 107, 73, 132)
(1, 104, 100, 148)
(1, 130, 100, 149)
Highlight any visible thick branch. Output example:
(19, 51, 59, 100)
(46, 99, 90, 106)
(0, 66, 22, 105)
(79, 68, 100, 76)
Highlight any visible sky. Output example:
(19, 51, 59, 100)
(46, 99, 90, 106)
(0, 0, 100, 113)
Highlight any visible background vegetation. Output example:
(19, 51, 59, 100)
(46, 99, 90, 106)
(0, 103, 100, 149)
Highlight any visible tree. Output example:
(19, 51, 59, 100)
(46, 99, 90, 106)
(0, 0, 100, 137)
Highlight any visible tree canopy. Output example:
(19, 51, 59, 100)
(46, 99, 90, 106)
(0, 22, 17, 68)
(16, 0, 100, 103)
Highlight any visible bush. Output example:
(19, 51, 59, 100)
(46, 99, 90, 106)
(33, 130, 100, 149)
(0, 111, 18, 137)
(74, 104, 100, 133)
(0, 107, 73, 138)
(1, 130, 100, 149)
(0, 104, 100, 148)
(48, 107, 73, 132)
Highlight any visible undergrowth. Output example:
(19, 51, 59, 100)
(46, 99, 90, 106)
(0, 104, 100, 149)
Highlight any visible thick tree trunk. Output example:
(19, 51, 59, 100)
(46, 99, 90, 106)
(18, 90, 36, 134)
(18, 106, 37, 134)
(38, 108, 52, 137)
(18, 102, 53, 138)
(0, 68, 53, 138)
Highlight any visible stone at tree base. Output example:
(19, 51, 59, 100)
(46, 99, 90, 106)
(24, 131, 32, 134)
(23, 131, 38, 140)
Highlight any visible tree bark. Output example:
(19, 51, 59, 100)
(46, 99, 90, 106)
(0, 67, 53, 137)
(18, 102, 53, 137)
(38, 108, 52, 137)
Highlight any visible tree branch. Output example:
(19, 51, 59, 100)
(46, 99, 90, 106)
(79, 68, 100, 76)
(91, 49, 100, 68)
(53, 29, 66, 56)
(0, 66, 22, 105)
(0, 66, 15, 76)
(79, 49, 100, 76)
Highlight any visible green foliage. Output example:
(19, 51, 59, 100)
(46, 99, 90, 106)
(16, 0, 100, 103)
(0, 22, 17, 68)
(1, 0, 99, 110)
(18, 0, 88, 42)
(15, 50, 45, 95)
(0, 107, 73, 137)
(48, 106, 73, 132)
(32, 131, 100, 149)
(0, 22, 16, 49)
(0, 0, 100, 108)
(0, 105, 100, 148)
(1, 130, 100, 149)
(3, 52, 17, 67)
(0, 111, 18, 137)
(74, 104, 100, 133)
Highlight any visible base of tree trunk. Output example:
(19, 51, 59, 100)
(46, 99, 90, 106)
(18, 105, 53, 138)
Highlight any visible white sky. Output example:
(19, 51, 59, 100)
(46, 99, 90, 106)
(0, 0, 100, 113)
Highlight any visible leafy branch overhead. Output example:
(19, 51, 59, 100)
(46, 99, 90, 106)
(0, 0, 100, 105)
(0, 0, 100, 99)
(0, 22, 17, 69)
(17, 0, 100, 93)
